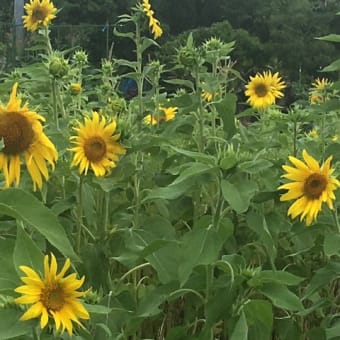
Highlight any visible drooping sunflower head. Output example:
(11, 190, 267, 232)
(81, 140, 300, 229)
(69, 111, 126, 177)
(15, 253, 89, 335)
(0, 82, 58, 190)
(22, 0, 57, 32)
(278, 149, 340, 226)
(141, 0, 163, 39)
(309, 77, 333, 104)
(245, 70, 286, 110)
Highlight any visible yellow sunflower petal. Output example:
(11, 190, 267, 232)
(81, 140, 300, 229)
(20, 302, 44, 320)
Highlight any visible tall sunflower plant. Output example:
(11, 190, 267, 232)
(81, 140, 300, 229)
(2, 0, 340, 339)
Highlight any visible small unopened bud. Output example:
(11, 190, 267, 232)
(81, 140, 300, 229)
(49, 56, 69, 78)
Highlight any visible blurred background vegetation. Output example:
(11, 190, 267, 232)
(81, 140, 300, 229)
(1, 0, 340, 94)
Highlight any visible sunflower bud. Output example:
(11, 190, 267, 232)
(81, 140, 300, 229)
(49, 56, 69, 78)
(177, 46, 199, 69)
(101, 59, 114, 76)
(219, 144, 237, 170)
(109, 97, 126, 115)
(72, 50, 88, 67)
(177, 32, 200, 69)
(203, 37, 224, 52)
(202, 37, 235, 64)
(70, 83, 82, 95)
(83, 288, 101, 305)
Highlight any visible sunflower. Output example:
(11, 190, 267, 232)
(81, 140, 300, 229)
(309, 77, 333, 104)
(15, 253, 89, 336)
(69, 111, 126, 177)
(22, 0, 57, 32)
(278, 149, 340, 226)
(142, 0, 163, 39)
(0, 82, 58, 190)
(70, 83, 82, 95)
(144, 106, 178, 125)
(312, 77, 332, 91)
(245, 70, 285, 110)
(201, 90, 213, 102)
(308, 129, 318, 139)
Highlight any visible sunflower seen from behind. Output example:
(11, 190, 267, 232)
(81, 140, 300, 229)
(245, 70, 285, 110)
(278, 149, 340, 226)
(0, 82, 58, 190)
(22, 0, 57, 32)
(70, 111, 126, 177)
(15, 253, 89, 336)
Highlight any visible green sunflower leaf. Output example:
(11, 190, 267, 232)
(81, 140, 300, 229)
(0, 188, 78, 261)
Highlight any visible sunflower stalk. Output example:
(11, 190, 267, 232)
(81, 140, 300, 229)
(32, 327, 40, 340)
(43, 26, 53, 55)
(331, 208, 340, 234)
(51, 78, 59, 129)
(133, 151, 142, 228)
(293, 119, 298, 157)
(320, 109, 327, 161)
(56, 81, 67, 119)
(195, 67, 205, 153)
(135, 21, 144, 120)
(103, 190, 110, 237)
(212, 187, 225, 230)
(76, 176, 84, 254)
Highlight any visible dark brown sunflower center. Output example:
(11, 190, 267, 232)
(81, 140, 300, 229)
(84, 136, 107, 162)
(0, 112, 34, 155)
(304, 173, 328, 199)
(40, 283, 65, 311)
(32, 6, 48, 22)
(255, 83, 269, 97)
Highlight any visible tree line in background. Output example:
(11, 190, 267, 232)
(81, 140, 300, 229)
(1, 0, 340, 89)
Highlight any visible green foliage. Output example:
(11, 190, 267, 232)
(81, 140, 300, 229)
(2, 1, 340, 339)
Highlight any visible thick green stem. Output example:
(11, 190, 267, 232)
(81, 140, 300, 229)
(332, 208, 340, 234)
(321, 110, 326, 160)
(135, 22, 144, 118)
(76, 176, 84, 254)
(195, 66, 204, 153)
(56, 82, 67, 118)
(292, 119, 297, 157)
(133, 152, 142, 228)
(213, 187, 224, 230)
(205, 264, 214, 304)
(51, 78, 59, 129)
(44, 27, 53, 55)
(103, 191, 110, 237)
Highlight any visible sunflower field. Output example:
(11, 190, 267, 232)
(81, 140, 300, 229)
(2, 1, 340, 339)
